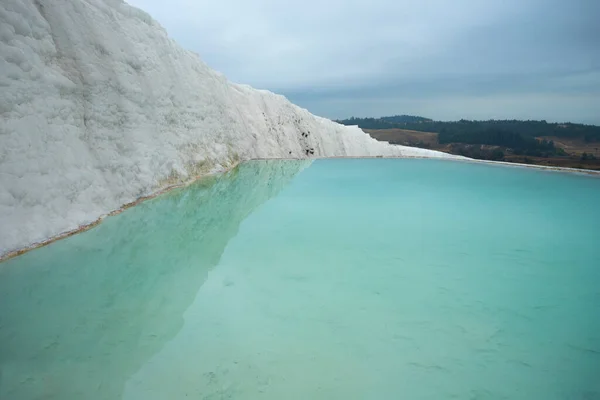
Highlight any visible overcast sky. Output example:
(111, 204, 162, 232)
(127, 0, 599, 123)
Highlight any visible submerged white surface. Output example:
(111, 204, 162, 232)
(2, 159, 598, 399)
(0, 0, 456, 256)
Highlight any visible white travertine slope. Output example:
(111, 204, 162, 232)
(0, 0, 457, 256)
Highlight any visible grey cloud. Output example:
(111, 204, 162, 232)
(126, 0, 600, 123)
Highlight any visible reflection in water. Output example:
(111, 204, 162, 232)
(0, 160, 310, 400)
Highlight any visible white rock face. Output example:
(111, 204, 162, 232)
(0, 0, 456, 256)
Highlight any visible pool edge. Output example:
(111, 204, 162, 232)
(2, 155, 598, 263)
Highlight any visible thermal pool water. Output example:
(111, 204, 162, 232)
(1, 159, 599, 399)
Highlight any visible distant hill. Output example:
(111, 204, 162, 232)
(340, 115, 433, 129)
(338, 115, 600, 170)
(380, 115, 433, 124)
(337, 116, 600, 143)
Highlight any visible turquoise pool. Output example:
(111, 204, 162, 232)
(1, 159, 599, 399)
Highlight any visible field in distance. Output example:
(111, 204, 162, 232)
(366, 128, 600, 170)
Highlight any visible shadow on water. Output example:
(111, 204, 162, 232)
(0, 160, 311, 400)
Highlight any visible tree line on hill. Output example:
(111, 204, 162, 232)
(438, 128, 561, 157)
(337, 116, 600, 155)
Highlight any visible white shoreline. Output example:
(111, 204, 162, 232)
(1, 155, 598, 263)
(255, 155, 600, 176)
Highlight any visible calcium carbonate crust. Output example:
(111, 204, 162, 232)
(0, 0, 458, 257)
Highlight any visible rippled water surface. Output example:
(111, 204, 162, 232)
(1, 159, 599, 399)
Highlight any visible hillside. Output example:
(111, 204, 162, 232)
(365, 129, 600, 170)
(338, 116, 600, 142)
(340, 116, 600, 170)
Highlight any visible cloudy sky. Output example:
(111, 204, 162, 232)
(127, 0, 599, 123)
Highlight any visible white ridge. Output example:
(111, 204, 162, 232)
(0, 0, 457, 256)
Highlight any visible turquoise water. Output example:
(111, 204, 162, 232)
(1, 159, 599, 399)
